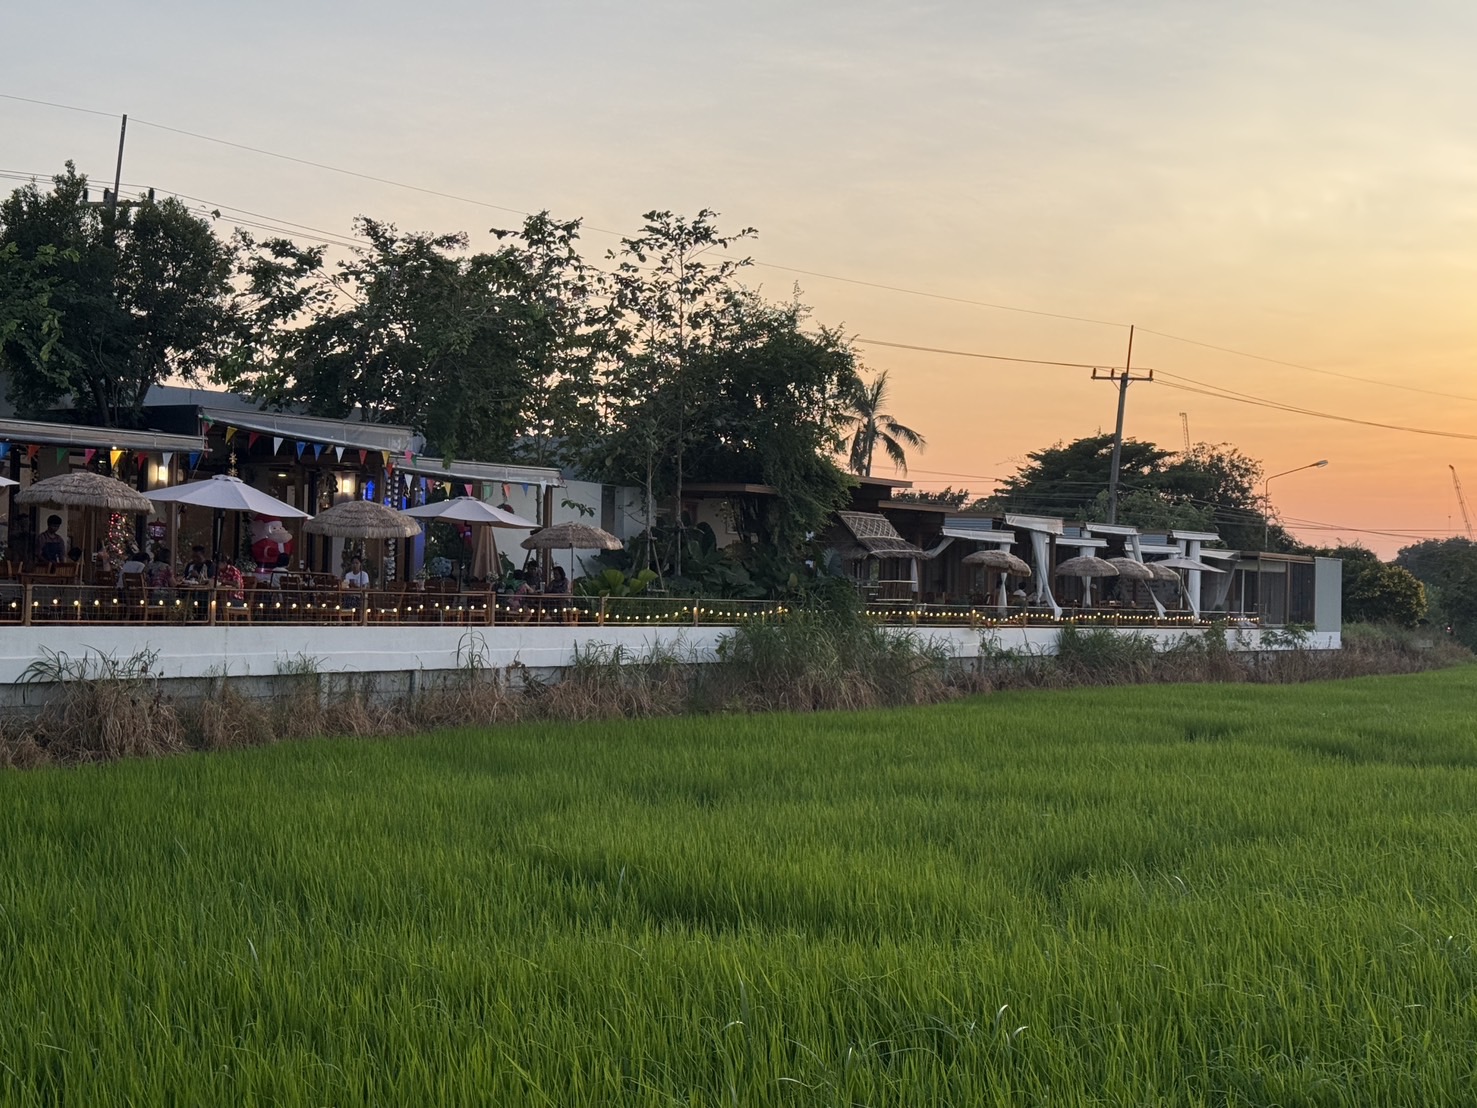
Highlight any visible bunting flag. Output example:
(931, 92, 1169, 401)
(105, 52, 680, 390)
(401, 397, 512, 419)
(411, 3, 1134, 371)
(55, 447, 68, 464)
(248, 432, 261, 449)
(381, 451, 391, 468)
(161, 451, 174, 468)
(294, 441, 307, 459)
(501, 483, 511, 500)
(520, 483, 530, 495)
(24, 445, 39, 462)
(312, 443, 324, 460)
(271, 436, 283, 455)
(82, 448, 96, 465)
(201, 416, 216, 427)
(224, 426, 238, 443)
(108, 448, 123, 468)
(0, 443, 9, 460)
(419, 477, 428, 492)
(404, 449, 413, 462)
(188, 451, 201, 470)
(464, 483, 474, 497)
(358, 450, 368, 465)
(334, 446, 344, 462)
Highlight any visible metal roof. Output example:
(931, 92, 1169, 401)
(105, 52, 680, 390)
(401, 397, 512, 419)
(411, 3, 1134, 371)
(0, 416, 205, 454)
(403, 455, 566, 489)
(200, 407, 422, 454)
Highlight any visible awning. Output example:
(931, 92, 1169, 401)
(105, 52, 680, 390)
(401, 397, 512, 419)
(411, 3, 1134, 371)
(835, 511, 924, 558)
(199, 407, 421, 455)
(942, 521, 1017, 544)
(403, 455, 566, 489)
(0, 416, 204, 454)
(1004, 513, 1065, 535)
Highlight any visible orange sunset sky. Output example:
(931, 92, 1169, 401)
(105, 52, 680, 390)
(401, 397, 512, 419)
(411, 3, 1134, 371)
(5, 1, 1476, 556)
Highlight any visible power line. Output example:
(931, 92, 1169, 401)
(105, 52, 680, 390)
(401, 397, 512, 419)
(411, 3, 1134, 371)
(856, 337, 1124, 370)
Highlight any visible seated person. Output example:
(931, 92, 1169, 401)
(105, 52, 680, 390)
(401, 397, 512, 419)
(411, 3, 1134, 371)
(546, 566, 571, 596)
(117, 546, 150, 588)
(146, 548, 176, 591)
(35, 515, 67, 566)
(182, 545, 215, 583)
(343, 555, 370, 590)
(215, 558, 245, 602)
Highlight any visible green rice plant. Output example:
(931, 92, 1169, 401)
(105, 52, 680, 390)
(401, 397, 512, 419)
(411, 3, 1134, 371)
(4, 673, 1477, 1102)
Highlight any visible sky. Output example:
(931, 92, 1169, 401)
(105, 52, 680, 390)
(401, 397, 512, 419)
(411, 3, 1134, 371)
(5, 0, 1477, 555)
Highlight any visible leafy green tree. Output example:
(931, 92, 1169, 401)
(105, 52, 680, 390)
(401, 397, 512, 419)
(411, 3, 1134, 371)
(226, 212, 601, 464)
(989, 434, 1288, 549)
(893, 486, 971, 509)
(1313, 544, 1426, 627)
(596, 210, 755, 573)
(844, 370, 925, 476)
(0, 164, 236, 426)
(1396, 538, 1477, 645)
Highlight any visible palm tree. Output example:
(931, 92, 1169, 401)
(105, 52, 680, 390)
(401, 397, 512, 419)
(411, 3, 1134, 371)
(845, 370, 926, 476)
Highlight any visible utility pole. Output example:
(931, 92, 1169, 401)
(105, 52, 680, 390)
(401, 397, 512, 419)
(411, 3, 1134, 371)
(106, 114, 127, 220)
(1092, 325, 1153, 525)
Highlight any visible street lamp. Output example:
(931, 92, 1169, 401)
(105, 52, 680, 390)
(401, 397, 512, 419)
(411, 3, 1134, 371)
(1264, 460, 1328, 547)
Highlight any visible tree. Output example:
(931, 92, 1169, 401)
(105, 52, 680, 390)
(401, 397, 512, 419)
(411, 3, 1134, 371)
(225, 212, 601, 464)
(1396, 538, 1477, 646)
(893, 486, 971, 509)
(0, 164, 236, 427)
(1312, 544, 1427, 627)
(844, 370, 925, 476)
(988, 434, 1289, 549)
(596, 210, 756, 573)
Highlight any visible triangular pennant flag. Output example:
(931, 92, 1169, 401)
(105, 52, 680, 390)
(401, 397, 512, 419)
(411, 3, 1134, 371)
(161, 452, 173, 467)
(0, 443, 9, 460)
(334, 446, 344, 462)
(188, 451, 201, 470)
(520, 483, 529, 494)
(404, 449, 413, 462)
(224, 426, 238, 443)
(501, 483, 511, 499)
(381, 451, 391, 468)
(295, 441, 306, 459)
(312, 444, 324, 460)
(272, 436, 283, 455)
(108, 448, 123, 468)
(55, 447, 68, 464)
(464, 483, 474, 497)
(248, 432, 260, 449)
(359, 450, 368, 465)
(201, 416, 216, 427)
(82, 448, 96, 465)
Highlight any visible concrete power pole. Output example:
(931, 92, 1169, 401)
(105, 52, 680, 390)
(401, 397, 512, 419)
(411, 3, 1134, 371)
(1091, 325, 1154, 525)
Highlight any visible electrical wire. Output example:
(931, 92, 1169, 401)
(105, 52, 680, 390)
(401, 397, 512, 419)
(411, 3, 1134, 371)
(855, 337, 1126, 370)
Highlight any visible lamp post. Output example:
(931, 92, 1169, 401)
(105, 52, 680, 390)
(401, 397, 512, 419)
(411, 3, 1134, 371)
(1263, 460, 1328, 547)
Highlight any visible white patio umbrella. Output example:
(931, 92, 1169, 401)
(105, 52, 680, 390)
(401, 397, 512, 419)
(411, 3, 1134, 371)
(1153, 555, 1226, 573)
(400, 497, 538, 582)
(0, 476, 17, 488)
(144, 474, 309, 517)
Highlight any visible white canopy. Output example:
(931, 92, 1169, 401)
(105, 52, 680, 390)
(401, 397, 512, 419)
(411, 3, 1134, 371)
(400, 496, 536, 528)
(0, 476, 17, 489)
(1153, 555, 1225, 573)
(145, 474, 310, 518)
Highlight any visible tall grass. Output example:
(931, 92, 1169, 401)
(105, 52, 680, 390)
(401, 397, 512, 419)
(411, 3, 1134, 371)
(2, 672, 1477, 1103)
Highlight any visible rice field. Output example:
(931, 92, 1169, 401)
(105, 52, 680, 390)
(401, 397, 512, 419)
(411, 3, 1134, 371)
(2, 669, 1476, 1106)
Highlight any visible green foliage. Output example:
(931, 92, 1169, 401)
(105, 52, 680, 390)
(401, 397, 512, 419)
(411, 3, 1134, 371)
(573, 567, 659, 597)
(227, 212, 602, 463)
(0, 164, 236, 426)
(990, 435, 1285, 550)
(892, 485, 970, 508)
(6, 673, 1477, 1101)
(1396, 537, 1477, 646)
(1311, 544, 1427, 628)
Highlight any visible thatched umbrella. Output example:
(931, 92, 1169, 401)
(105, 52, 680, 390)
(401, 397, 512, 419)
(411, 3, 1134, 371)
(17, 471, 152, 513)
(1106, 557, 1154, 581)
(1054, 555, 1119, 577)
(521, 521, 623, 582)
(304, 501, 419, 585)
(962, 549, 1032, 577)
(1146, 562, 1183, 583)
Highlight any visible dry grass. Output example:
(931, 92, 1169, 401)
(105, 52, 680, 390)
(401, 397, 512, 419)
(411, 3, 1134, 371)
(1, 620, 1467, 768)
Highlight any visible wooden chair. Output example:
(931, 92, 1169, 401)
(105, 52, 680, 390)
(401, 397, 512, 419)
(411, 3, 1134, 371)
(120, 571, 151, 623)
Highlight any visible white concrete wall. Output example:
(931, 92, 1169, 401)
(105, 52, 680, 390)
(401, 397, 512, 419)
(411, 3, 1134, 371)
(0, 623, 1339, 687)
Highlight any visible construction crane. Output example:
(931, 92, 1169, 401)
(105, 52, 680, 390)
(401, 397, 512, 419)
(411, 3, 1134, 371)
(1179, 412, 1191, 453)
(1451, 466, 1475, 539)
